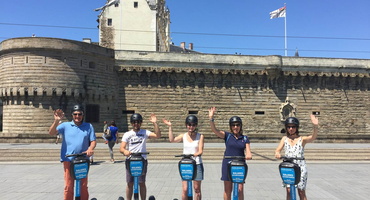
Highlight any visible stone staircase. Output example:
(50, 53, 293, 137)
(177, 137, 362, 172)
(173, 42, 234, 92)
(1, 146, 369, 162)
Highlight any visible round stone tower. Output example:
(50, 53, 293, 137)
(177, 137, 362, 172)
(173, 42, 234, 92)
(0, 37, 117, 140)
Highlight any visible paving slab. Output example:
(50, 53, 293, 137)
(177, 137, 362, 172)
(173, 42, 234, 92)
(1, 160, 370, 200)
(1, 142, 370, 199)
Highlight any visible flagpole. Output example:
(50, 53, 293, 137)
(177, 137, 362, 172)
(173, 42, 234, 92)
(284, 3, 287, 56)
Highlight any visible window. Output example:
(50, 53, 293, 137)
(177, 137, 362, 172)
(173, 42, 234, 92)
(188, 111, 198, 115)
(85, 104, 100, 123)
(107, 18, 112, 26)
(255, 111, 265, 115)
(88, 61, 95, 69)
(122, 110, 135, 115)
(134, 2, 138, 8)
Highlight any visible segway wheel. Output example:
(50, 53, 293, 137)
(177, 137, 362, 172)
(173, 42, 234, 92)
(148, 195, 155, 200)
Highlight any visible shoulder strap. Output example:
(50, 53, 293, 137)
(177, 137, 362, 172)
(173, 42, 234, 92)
(196, 133, 201, 140)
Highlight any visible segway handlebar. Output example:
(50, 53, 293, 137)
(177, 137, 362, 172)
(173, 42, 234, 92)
(280, 156, 305, 161)
(130, 152, 149, 156)
(65, 152, 87, 158)
(175, 154, 194, 158)
(224, 155, 246, 160)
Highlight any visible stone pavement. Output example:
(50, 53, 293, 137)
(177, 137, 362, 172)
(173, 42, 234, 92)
(1, 143, 370, 199)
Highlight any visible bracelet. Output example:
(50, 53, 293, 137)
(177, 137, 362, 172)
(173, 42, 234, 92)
(210, 118, 214, 122)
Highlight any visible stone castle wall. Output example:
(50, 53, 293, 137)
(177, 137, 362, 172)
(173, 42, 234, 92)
(115, 52, 370, 142)
(1, 38, 369, 142)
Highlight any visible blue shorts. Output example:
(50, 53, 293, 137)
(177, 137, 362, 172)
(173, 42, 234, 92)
(194, 164, 204, 181)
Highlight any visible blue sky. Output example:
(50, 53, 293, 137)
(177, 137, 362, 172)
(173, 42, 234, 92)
(1, 0, 369, 59)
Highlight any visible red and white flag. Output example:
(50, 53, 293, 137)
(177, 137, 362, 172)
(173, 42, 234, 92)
(270, 6, 286, 19)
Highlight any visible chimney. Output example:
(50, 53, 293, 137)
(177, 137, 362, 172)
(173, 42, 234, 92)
(180, 42, 186, 50)
(188, 43, 193, 50)
(82, 38, 92, 43)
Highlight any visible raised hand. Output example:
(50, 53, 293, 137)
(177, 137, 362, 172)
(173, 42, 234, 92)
(310, 114, 319, 126)
(162, 118, 172, 126)
(53, 109, 64, 120)
(149, 113, 157, 123)
(209, 107, 216, 119)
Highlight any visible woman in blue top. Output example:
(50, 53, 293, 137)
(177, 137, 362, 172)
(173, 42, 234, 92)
(209, 107, 252, 200)
(103, 121, 119, 163)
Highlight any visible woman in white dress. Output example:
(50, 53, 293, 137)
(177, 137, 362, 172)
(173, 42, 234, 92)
(275, 114, 319, 200)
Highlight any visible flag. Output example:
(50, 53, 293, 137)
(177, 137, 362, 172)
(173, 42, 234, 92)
(269, 6, 286, 19)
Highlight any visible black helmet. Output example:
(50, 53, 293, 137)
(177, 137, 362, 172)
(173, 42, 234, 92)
(71, 104, 84, 112)
(130, 113, 143, 123)
(185, 115, 198, 125)
(229, 116, 242, 126)
(285, 117, 299, 127)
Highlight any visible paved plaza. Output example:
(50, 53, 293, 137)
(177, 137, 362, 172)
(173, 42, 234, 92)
(1, 143, 370, 200)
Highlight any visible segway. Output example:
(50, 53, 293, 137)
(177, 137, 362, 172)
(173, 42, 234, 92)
(126, 152, 151, 200)
(224, 156, 248, 200)
(65, 153, 90, 200)
(278, 156, 304, 200)
(175, 154, 197, 200)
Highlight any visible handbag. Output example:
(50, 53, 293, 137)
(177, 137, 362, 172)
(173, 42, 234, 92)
(104, 128, 112, 140)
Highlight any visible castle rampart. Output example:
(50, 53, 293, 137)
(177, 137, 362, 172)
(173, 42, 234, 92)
(1, 37, 369, 142)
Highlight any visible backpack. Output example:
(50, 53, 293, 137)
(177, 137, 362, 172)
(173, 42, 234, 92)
(104, 127, 112, 140)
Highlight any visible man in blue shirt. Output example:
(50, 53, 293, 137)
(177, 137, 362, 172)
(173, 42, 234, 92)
(49, 104, 96, 200)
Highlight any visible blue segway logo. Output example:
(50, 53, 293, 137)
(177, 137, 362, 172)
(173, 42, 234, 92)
(230, 166, 245, 183)
(74, 163, 89, 179)
(130, 161, 143, 176)
(280, 168, 296, 184)
(180, 164, 194, 180)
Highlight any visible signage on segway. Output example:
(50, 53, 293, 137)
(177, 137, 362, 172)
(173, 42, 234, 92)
(130, 161, 144, 176)
(230, 166, 246, 183)
(74, 163, 89, 179)
(179, 163, 194, 181)
(279, 161, 301, 185)
(280, 168, 296, 185)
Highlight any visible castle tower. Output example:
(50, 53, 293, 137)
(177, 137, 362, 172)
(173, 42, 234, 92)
(96, 0, 171, 52)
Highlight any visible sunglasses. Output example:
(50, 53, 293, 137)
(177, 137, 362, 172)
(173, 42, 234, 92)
(187, 123, 197, 127)
(231, 123, 241, 127)
(287, 126, 297, 129)
(132, 121, 142, 124)
(72, 113, 83, 116)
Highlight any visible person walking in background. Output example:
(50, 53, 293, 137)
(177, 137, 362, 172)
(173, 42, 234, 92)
(275, 114, 319, 200)
(49, 104, 96, 200)
(55, 133, 61, 144)
(208, 107, 252, 200)
(163, 115, 204, 200)
(103, 121, 119, 163)
(120, 113, 161, 200)
(103, 120, 108, 133)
